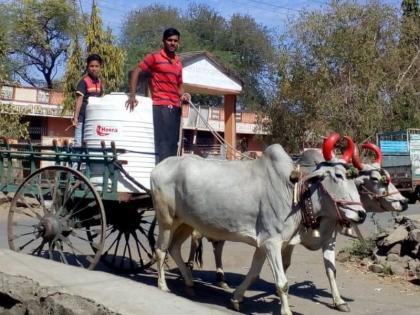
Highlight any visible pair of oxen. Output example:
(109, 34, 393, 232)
(150, 133, 408, 315)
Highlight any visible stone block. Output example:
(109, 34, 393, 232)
(372, 252, 387, 265)
(388, 243, 402, 255)
(368, 264, 384, 273)
(408, 259, 419, 272)
(387, 253, 401, 262)
(381, 226, 408, 246)
(388, 261, 407, 276)
(409, 229, 420, 243)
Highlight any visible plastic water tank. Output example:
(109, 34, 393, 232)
(84, 93, 155, 193)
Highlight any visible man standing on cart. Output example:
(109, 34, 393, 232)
(125, 28, 190, 164)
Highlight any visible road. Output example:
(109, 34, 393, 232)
(1, 199, 419, 315)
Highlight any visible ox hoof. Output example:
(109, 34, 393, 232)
(335, 303, 350, 312)
(159, 286, 170, 293)
(230, 299, 241, 312)
(216, 281, 231, 290)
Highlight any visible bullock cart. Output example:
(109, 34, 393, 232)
(0, 138, 156, 272)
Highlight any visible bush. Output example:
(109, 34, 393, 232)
(344, 237, 376, 259)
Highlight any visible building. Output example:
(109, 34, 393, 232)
(0, 84, 73, 145)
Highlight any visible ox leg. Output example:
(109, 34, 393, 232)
(213, 240, 229, 289)
(187, 230, 203, 270)
(168, 224, 195, 289)
(264, 239, 292, 315)
(231, 247, 266, 311)
(322, 234, 350, 312)
(156, 227, 172, 292)
(282, 244, 295, 273)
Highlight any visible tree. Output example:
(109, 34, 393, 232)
(223, 14, 277, 108)
(85, 1, 125, 92)
(62, 35, 84, 112)
(267, 0, 418, 153)
(9, 0, 78, 88)
(0, 3, 14, 83)
(120, 4, 277, 109)
(121, 4, 186, 75)
(0, 104, 29, 139)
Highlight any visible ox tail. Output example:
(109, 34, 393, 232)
(194, 238, 204, 269)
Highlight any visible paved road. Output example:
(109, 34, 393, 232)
(1, 200, 419, 314)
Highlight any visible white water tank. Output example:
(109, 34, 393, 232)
(83, 93, 155, 193)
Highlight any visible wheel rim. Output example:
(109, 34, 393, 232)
(87, 208, 156, 273)
(8, 166, 106, 269)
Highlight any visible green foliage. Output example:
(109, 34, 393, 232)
(62, 36, 84, 112)
(0, 104, 29, 139)
(9, 0, 78, 88)
(85, 1, 125, 93)
(268, 0, 420, 152)
(344, 237, 376, 259)
(0, 3, 13, 83)
(120, 4, 277, 109)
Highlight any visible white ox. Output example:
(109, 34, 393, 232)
(279, 142, 408, 311)
(150, 134, 366, 315)
(189, 142, 408, 312)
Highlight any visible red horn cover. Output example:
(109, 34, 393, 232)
(352, 145, 364, 170)
(362, 143, 383, 165)
(322, 133, 340, 161)
(341, 136, 355, 163)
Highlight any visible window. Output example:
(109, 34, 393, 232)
(235, 112, 242, 122)
(210, 108, 220, 120)
(37, 90, 49, 103)
(0, 86, 13, 100)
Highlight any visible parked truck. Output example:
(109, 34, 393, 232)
(377, 129, 420, 203)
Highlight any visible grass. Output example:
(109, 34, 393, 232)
(344, 237, 376, 259)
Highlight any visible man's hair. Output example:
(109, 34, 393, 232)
(162, 28, 180, 40)
(86, 54, 103, 65)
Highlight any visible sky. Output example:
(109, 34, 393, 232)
(84, 0, 403, 37)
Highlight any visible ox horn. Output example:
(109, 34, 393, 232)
(352, 145, 364, 170)
(362, 143, 383, 166)
(322, 133, 340, 161)
(342, 136, 355, 163)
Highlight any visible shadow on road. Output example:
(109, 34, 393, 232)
(97, 265, 354, 314)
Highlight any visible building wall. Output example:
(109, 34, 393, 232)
(46, 117, 73, 137)
(14, 87, 37, 102)
(41, 117, 74, 146)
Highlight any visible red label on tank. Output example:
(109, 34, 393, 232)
(96, 125, 118, 136)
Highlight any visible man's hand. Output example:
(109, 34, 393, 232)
(180, 93, 191, 104)
(125, 95, 138, 111)
(71, 117, 78, 126)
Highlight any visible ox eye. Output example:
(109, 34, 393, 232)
(336, 173, 344, 179)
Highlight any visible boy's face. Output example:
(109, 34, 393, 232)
(163, 35, 179, 54)
(87, 60, 101, 78)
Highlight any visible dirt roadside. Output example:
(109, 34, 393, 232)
(0, 199, 419, 315)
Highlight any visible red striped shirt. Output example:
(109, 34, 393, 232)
(139, 49, 183, 107)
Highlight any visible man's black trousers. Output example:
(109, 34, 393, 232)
(153, 105, 181, 164)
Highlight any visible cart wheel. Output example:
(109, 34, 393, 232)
(87, 208, 157, 273)
(8, 166, 106, 270)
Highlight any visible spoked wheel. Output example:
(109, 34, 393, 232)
(8, 166, 106, 269)
(87, 207, 157, 273)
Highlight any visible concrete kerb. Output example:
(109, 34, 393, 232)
(0, 249, 232, 315)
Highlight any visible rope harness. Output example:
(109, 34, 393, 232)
(295, 167, 363, 229)
(357, 168, 401, 213)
